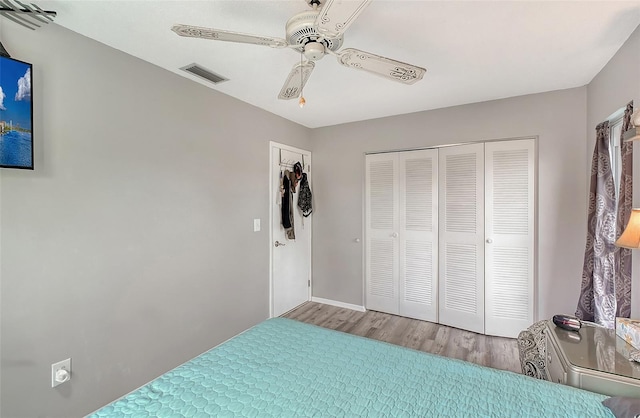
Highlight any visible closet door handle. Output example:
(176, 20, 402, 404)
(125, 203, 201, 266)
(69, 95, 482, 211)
(486, 238, 493, 244)
(392, 233, 398, 238)
(274, 241, 286, 247)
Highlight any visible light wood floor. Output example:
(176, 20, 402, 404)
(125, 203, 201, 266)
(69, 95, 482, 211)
(282, 301, 521, 374)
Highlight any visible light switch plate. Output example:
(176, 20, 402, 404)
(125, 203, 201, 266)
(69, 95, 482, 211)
(253, 218, 261, 232)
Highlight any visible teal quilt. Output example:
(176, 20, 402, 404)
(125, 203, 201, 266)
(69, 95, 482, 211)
(91, 318, 613, 417)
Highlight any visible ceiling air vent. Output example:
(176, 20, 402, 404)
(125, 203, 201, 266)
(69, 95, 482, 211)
(180, 63, 228, 85)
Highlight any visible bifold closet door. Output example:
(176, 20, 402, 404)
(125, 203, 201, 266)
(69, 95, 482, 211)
(484, 139, 535, 338)
(438, 144, 485, 334)
(365, 150, 438, 321)
(398, 150, 438, 321)
(365, 153, 400, 314)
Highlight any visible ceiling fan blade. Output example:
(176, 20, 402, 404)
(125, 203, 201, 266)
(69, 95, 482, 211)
(278, 61, 315, 100)
(336, 48, 426, 85)
(171, 24, 288, 48)
(315, 0, 372, 38)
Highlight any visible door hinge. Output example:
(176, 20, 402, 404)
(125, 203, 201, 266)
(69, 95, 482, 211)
(308, 280, 311, 287)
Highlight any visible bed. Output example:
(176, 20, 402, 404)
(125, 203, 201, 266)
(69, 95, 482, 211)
(90, 318, 614, 417)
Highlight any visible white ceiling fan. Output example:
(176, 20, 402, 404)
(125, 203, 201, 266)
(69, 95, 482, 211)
(171, 0, 426, 102)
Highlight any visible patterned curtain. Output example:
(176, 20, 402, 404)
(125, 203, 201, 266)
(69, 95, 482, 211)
(576, 121, 618, 327)
(615, 101, 634, 319)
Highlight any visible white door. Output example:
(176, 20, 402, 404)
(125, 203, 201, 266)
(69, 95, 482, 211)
(270, 142, 311, 317)
(484, 139, 535, 338)
(398, 150, 438, 322)
(365, 150, 438, 321)
(365, 152, 399, 314)
(438, 143, 485, 334)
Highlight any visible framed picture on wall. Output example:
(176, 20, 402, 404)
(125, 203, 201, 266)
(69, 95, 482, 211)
(0, 56, 33, 170)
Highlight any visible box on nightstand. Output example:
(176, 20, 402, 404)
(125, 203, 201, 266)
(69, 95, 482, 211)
(615, 317, 640, 350)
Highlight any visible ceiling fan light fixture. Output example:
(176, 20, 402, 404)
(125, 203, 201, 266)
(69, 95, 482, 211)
(303, 42, 325, 61)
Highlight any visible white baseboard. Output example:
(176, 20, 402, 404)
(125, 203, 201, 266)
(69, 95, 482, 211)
(311, 297, 366, 312)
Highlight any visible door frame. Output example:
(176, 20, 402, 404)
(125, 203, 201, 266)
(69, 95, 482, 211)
(269, 141, 312, 318)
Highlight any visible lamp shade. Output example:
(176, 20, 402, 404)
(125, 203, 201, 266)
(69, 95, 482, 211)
(616, 209, 640, 248)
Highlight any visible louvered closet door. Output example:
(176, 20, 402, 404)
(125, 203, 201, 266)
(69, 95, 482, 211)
(366, 153, 399, 314)
(485, 139, 535, 338)
(438, 144, 485, 334)
(398, 150, 438, 321)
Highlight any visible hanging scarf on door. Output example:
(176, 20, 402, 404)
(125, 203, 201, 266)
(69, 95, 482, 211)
(297, 172, 312, 217)
(280, 170, 297, 239)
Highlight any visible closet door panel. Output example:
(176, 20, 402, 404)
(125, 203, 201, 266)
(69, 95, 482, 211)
(399, 150, 438, 321)
(438, 144, 485, 334)
(365, 153, 399, 314)
(485, 139, 535, 338)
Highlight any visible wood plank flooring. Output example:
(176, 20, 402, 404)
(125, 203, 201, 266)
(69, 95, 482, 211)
(282, 301, 521, 374)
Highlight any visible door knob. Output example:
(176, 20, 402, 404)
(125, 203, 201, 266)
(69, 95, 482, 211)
(392, 232, 398, 238)
(274, 241, 286, 247)
(486, 238, 493, 244)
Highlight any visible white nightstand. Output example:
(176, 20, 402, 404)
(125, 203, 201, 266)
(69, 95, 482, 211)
(545, 320, 640, 397)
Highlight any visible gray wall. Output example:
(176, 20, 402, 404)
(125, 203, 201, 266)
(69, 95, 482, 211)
(311, 87, 588, 321)
(0, 23, 311, 417)
(586, 25, 640, 318)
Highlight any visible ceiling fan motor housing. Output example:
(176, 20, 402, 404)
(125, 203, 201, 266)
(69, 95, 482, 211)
(285, 10, 343, 56)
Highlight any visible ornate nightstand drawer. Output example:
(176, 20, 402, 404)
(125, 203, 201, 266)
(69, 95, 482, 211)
(546, 333, 566, 384)
(581, 373, 640, 398)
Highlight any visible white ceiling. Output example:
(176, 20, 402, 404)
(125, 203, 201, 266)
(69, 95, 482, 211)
(40, 1, 640, 128)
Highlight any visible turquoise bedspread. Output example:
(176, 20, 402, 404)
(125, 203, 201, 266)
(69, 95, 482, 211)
(91, 318, 613, 417)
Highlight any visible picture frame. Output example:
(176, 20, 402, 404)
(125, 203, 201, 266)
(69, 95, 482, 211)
(0, 55, 33, 169)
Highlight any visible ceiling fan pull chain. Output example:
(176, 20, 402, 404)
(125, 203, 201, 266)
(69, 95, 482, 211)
(299, 52, 306, 108)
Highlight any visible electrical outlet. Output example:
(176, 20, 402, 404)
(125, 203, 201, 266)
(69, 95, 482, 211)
(51, 358, 71, 388)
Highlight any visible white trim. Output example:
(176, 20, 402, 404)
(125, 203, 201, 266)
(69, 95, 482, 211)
(311, 297, 366, 312)
(269, 144, 274, 318)
(364, 135, 539, 156)
(269, 141, 311, 158)
(361, 152, 367, 310)
(607, 106, 626, 124)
